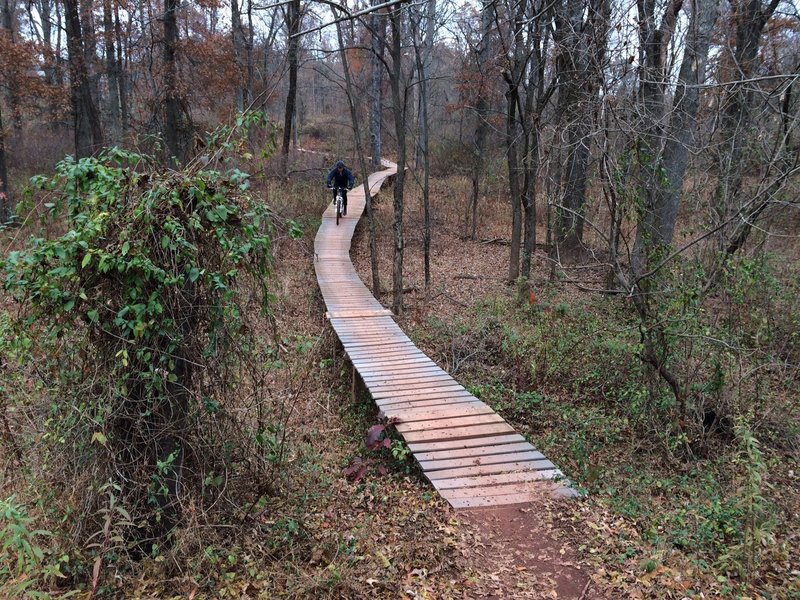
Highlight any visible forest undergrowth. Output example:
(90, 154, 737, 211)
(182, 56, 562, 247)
(352, 176, 800, 599)
(1, 143, 798, 598)
(0, 147, 556, 599)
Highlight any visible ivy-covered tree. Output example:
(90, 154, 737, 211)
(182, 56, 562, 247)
(2, 114, 284, 546)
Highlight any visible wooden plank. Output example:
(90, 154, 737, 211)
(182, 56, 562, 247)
(366, 376, 458, 393)
(375, 391, 476, 408)
(342, 344, 417, 356)
(372, 384, 468, 400)
(357, 366, 441, 378)
(430, 468, 562, 491)
(341, 341, 417, 353)
(337, 329, 403, 336)
(425, 459, 557, 480)
(339, 335, 408, 345)
(347, 347, 424, 358)
(363, 377, 455, 391)
(360, 364, 447, 376)
(438, 481, 542, 500)
(375, 393, 476, 408)
(350, 355, 434, 368)
(446, 493, 541, 509)
(380, 404, 494, 422)
(360, 367, 448, 381)
(401, 422, 516, 444)
(327, 309, 393, 319)
(407, 433, 526, 454)
(414, 441, 537, 463)
(395, 413, 506, 434)
(333, 323, 400, 332)
(373, 397, 481, 411)
(418, 450, 546, 472)
(331, 318, 397, 328)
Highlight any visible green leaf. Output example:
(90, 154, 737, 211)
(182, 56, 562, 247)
(81, 254, 92, 268)
(121, 241, 130, 256)
(91, 432, 108, 446)
(87, 309, 99, 323)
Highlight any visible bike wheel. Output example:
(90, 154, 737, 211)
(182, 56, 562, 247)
(336, 201, 341, 226)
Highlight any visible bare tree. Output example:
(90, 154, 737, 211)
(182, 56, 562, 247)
(467, 0, 494, 241)
(102, 0, 122, 144)
(163, 0, 182, 161)
(2, 0, 22, 141)
(499, 0, 529, 282)
(0, 102, 9, 222)
(369, 0, 385, 170)
(113, 0, 128, 132)
(64, 0, 104, 158)
(410, 0, 436, 289)
(388, 3, 410, 314)
(713, 0, 783, 257)
(281, 0, 301, 170)
(551, 0, 609, 261)
(498, 0, 556, 280)
(632, 0, 720, 276)
(0, 0, 13, 221)
(232, 0, 248, 112)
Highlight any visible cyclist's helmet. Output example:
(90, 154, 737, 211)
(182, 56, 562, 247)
(336, 160, 345, 169)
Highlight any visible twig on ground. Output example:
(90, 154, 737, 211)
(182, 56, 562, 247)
(480, 237, 510, 245)
(454, 274, 505, 281)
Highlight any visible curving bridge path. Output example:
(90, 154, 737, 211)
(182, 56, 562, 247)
(314, 161, 574, 508)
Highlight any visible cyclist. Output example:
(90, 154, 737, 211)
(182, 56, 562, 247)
(326, 160, 355, 216)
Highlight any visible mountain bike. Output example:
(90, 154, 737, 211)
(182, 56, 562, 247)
(333, 186, 346, 225)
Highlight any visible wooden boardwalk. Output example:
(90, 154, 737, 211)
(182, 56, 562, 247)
(314, 162, 574, 508)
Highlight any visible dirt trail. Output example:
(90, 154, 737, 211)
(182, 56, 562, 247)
(453, 489, 607, 599)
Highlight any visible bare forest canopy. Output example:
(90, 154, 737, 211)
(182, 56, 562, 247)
(0, 0, 798, 282)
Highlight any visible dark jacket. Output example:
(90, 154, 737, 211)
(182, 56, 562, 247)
(327, 166, 355, 190)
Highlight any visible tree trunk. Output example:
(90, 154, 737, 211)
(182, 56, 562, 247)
(64, 0, 104, 158)
(231, 0, 246, 112)
(163, 0, 181, 162)
(553, 0, 607, 259)
(389, 7, 407, 315)
(520, 6, 549, 279)
(503, 0, 529, 281)
(114, 2, 128, 132)
(79, 0, 102, 128)
(630, 0, 683, 275)
(38, 0, 57, 87)
(645, 0, 719, 247)
(1, 0, 22, 143)
(713, 0, 780, 251)
(55, 0, 65, 87)
(246, 0, 254, 108)
(470, 0, 493, 241)
(0, 102, 10, 223)
(281, 0, 300, 171)
(411, 0, 435, 290)
(103, 0, 121, 144)
(369, 0, 385, 170)
(506, 84, 522, 282)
